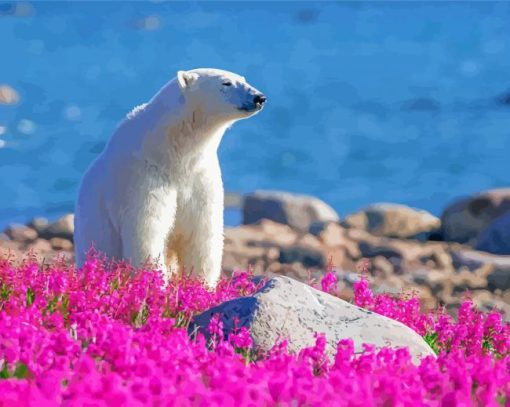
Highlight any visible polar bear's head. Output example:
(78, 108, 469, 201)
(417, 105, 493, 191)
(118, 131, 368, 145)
(176, 68, 266, 122)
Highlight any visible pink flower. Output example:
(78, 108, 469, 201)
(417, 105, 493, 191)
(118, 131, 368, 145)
(0, 253, 508, 405)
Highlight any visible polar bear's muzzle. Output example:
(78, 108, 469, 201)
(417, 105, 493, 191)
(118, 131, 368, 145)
(238, 93, 267, 113)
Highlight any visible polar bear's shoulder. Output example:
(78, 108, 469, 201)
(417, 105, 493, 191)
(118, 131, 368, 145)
(127, 103, 149, 120)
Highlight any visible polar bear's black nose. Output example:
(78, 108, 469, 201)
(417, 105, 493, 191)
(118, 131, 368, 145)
(254, 94, 267, 106)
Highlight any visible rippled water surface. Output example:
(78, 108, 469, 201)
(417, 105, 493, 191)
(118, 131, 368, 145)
(1, 2, 510, 229)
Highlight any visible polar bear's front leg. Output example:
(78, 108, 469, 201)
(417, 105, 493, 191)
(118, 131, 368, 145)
(179, 184, 224, 288)
(121, 188, 177, 279)
(181, 213, 224, 288)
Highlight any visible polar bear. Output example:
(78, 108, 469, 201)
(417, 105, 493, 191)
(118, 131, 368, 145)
(74, 68, 266, 287)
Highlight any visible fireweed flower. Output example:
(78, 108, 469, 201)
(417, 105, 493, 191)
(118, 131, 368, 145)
(0, 255, 508, 405)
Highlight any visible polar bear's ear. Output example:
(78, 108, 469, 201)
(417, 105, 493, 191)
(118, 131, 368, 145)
(177, 70, 198, 90)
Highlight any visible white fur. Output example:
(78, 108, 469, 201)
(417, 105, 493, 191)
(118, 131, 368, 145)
(74, 68, 264, 287)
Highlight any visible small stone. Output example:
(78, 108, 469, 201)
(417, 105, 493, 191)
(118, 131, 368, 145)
(243, 190, 339, 232)
(372, 256, 394, 278)
(451, 249, 510, 272)
(131, 15, 161, 31)
(279, 246, 325, 268)
(28, 238, 53, 253)
(357, 241, 402, 260)
(40, 214, 74, 241)
(295, 233, 323, 251)
(431, 250, 453, 270)
(502, 289, 510, 304)
(488, 269, 510, 292)
(323, 247, 346, 268)
(266, 247, 280, 261)
(4, 224, 38, 242)
(309, 221, 346, 246)
(342, 203, 440, 240)
(49, 238, 73, 251)
(0, 85, 20, 105)
(416, 269, 449, 288)
(451, 269, 487, 290)
(27, 217, 49, 235)
(0, 2, 33, 17)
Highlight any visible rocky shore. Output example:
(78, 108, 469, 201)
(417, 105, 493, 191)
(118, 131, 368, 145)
(1, 188, 510, 317)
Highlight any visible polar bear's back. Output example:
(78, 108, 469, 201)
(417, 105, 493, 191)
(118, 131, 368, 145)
(74, 78, 184, 266)
(74, 153, 123, 266)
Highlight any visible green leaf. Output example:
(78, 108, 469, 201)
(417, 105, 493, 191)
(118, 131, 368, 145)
(13, 363, 29, 379)
(0, 362, 10, 379)
(26, 287, 35, 307)
(423, 332, 440, 355)
(0, 283, 10, 300)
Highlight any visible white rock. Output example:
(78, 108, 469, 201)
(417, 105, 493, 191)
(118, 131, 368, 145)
(191, 276, 435, 363)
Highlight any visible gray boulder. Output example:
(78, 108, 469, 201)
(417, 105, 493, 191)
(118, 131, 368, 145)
(441, 189, 510, 244)
(243, 190, 339, 232)
(342, 203, 441, 241)
(190, 276, 435, 363)
(451, 249, 510, 291)
(476, 212, 510, 255)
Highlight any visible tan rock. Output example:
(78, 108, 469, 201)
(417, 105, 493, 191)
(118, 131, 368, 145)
(243, 190, 339, 232)
(221, 251, 247, 273)
(4, 224, 37, 243)
(310, 221, 361, 259)
(450, 249, 510, 291)
(266, 262, 310, 282)
(502, 289, 510, 304)
(0, 85, 20, 105)
(27, 217, 49, 236)
(295, 233, 323, 251)
(472, 290, 510, 315)
(323, 247, 346, 268)
(451, 269, 487, 290)
(225, 221, 298, 249)
(404, 284, 436, 310)
(41, 214, 74, 241)
(266, 247, 280, 261)
(28, 238, 53, 254)
(0, 236, 23, 256)
(373, 274, 403, 295)
(49, 238, 73, 251)
(309, 221, 344, 246)
(343, 203, 440, 240)
(372, 256, 395, 278)
(279, 245, 325, 268)
(257, 219, 299, 246)
(431, 250, 453, 270)
(412, 269, 449, 289)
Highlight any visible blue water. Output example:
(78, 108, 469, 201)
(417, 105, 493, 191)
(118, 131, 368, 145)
(1, 2, 510, 230)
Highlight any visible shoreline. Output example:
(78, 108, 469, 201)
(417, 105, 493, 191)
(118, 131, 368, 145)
(1, 188, 510, 318)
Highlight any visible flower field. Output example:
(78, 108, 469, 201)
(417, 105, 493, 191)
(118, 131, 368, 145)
(0, 254, 509, 406)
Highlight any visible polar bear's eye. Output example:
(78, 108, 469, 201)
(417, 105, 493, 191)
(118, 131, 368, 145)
(222, 81, 232, 87)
